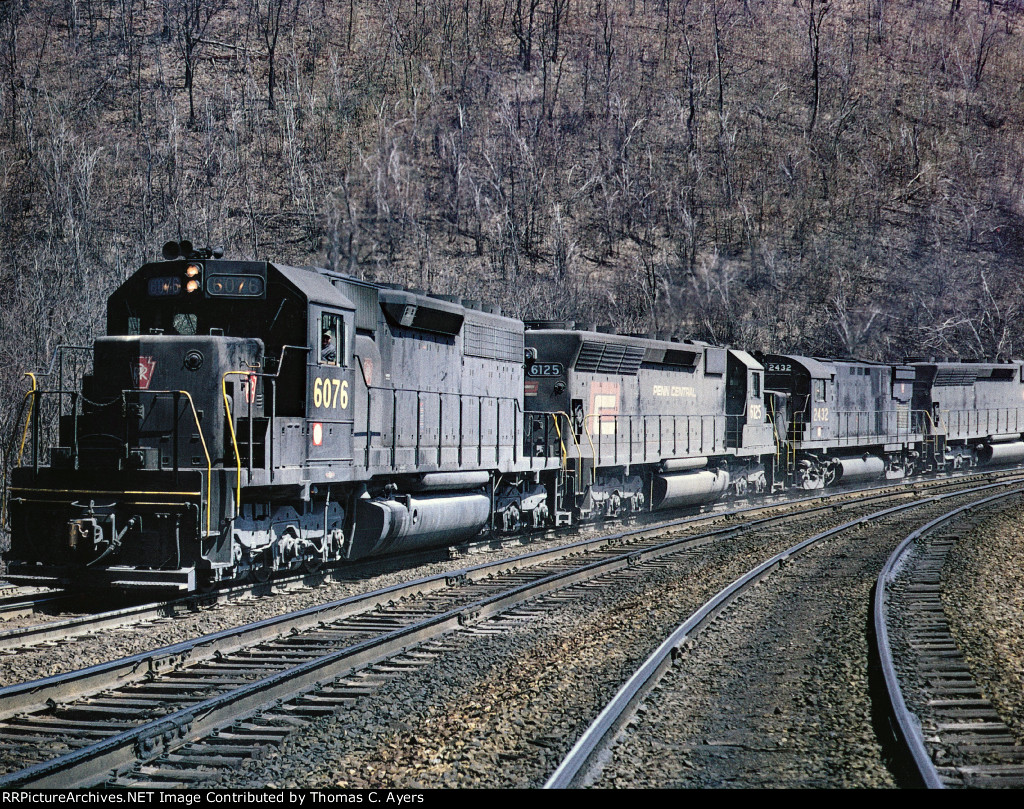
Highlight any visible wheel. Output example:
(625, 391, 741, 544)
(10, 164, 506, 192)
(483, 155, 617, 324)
(502, 504, 521, 532)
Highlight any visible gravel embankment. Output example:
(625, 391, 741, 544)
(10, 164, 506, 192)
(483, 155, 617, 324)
(0, 500, 828, 686)
(590, 520, 900, 788)
(0, 536, 576, 685)
(214, 527, 813, 788)
(6, 487, 1007, 789)
(943, 502, 1024, 744)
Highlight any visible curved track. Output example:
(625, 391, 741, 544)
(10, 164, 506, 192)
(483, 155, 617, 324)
(0, 470, 1003, 655)
(0, 476, 990, 788)
(875, 490, 1024, 788)
(545, 478, 1024, 788)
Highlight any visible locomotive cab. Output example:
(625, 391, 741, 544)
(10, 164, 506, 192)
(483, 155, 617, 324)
(758, 354, 835, 446)
(725, 349, 772, 452)
(6, 248, 362, 590)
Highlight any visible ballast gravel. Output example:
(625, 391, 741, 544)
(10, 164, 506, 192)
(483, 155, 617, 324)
(0, 496, 851, 686)
(4, 484, 1018, 789)
(208, 495, 980, 789)
(943, 502, 1024, 745)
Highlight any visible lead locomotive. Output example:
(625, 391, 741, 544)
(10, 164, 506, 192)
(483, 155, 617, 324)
(6, 242, 558, 590)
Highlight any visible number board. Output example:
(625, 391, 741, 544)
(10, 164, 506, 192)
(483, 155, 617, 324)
(311, 376, 350, 410)
(526, 362, 564, 378)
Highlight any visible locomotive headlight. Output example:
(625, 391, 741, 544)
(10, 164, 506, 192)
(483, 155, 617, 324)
(185, 263, 202, 293)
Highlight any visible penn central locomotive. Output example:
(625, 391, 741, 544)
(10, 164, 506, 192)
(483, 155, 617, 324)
(6, 243, 1024, 591)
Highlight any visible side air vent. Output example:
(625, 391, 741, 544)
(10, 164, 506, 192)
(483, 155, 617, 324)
(464, 322, 524, 363)
(575, 341, 645, 375)
(933, 368, 978, 387)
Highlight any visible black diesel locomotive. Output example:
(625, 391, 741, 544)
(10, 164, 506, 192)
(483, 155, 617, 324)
(6, 243, 559, 590)
(6, 244, 1024, 591)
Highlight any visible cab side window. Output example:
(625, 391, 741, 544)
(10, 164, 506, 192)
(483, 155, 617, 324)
(813, 379, 826, 402)
(320, 313, 344, 366)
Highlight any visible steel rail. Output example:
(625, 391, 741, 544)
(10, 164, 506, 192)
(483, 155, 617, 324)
(0, 570, 348, 652)
(872, 486, 1024, 789)
(0, 470, 1010, 707)
(0, 471, 924, 659)
(0, 597, 188, 651)
(0, 591, 67, 617)
(2, 458, 956, 643)
(0, 479, 981, 788)
(0, 474, 1017, 787)
(0, 521, 757, 786)
(0, 519, 724, 720)
(544, 478, 1023, 789)
(0, 463, 963, 713)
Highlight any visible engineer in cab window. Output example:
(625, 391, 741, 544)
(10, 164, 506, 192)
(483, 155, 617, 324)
(320, 314, 342, 366)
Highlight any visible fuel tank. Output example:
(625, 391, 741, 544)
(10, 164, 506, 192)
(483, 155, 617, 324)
(348, 492, 491, 559)
(829, 456, 885, 483)
(661, 457, 709, 473)
(978, 441, 1024, 465)
(651, 469, 730, 510)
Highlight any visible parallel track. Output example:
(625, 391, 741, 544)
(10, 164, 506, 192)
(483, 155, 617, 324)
(544, 478, 1024, 788)
(0, 590, 68, 620)
(0, 469, 1007, 654)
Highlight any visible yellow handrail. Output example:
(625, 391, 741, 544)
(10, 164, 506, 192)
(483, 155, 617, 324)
(222, 370, 259, 514)
(548, 410, 582, 469)
(151, 390, 214, 537)
(16, 373, 38, 466)
(580, 413, 600, 465)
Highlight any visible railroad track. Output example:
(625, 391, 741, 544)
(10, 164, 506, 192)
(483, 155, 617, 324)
(542, 478, 1024, 788)
(0, 571, 346, 653)
(0, 589, 67, 619)
(0, 475, 986, 788)
(875, 490, 1024, 788)
(0, 469, 1004, 658)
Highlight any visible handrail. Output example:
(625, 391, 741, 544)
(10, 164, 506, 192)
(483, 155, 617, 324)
(363, 386, 522, 470)
(14, 385, 216, 538)
(582, 412, 731, 466)
(34, 344, 93, 382)
(222, 369, 260, 514)
(556, 411, 583, 463)
(547, 411, 576, 468)
(826, 408, 929, 444)
(16, 373, 38, 467)
(937, 407, 1024, 438)
(580, 413, 599, 468)
(143, 390, 214, 537)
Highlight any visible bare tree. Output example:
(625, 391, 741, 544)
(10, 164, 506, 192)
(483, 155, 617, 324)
(250, 0, 299, 109)
(0, 0, 19, 139)
(806, 0, 830, 136)
(163, 0, 225, 126)
(510, 0, 542, 71)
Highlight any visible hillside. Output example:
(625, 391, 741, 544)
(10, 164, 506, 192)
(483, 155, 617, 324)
(1, 0, 1023, 434)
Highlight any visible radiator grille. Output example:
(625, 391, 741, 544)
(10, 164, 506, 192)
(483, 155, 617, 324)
(933, 369, 977, 387)
(464, 321, 524, 363)
(575, 342, 645, 375)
